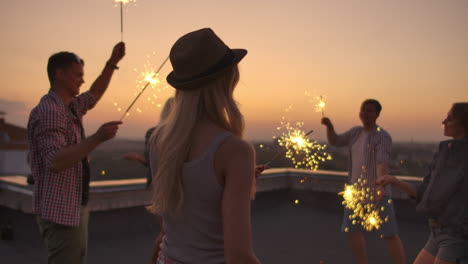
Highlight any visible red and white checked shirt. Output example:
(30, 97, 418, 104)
(27, 89, 98, 226)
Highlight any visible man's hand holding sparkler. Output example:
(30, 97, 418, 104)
(90, 42, 126, 101)
(108, 42, 126, 69)
(321, 117, 333, 129)
(92, 121, 122, 143)
(321, 117, 338, 146)
(50, 121, 122, 172)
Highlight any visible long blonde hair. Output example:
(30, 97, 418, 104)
(149, 66, 244, 215)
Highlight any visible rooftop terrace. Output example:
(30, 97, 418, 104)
(1, 169, 428, 264)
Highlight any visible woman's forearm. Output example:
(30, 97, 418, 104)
(394, 178, 417, 198)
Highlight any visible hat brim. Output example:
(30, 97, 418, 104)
(167, 49, 247, 90)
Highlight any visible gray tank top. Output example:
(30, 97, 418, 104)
(161, 132, 232, 264)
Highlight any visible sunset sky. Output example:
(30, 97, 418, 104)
(1, 0, 467, 142)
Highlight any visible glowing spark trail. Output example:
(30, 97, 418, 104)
(315, 95, 326, 117)
(120, 56, 169, 121)
(265, 129, 314, 166)
(339, 177, 389, 232)
(305, 91, 327, 117)
(271, 120, 332, 170)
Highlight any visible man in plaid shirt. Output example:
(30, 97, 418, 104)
(321, 99, 406, 264)
(27, 42, 125, 264)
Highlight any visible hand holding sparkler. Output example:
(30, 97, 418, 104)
(108, 42, 126, 69)
(321, 117, 339, 146)
(377, 174, 418, 198)
(92, 121, 122, 143)
(251, 165, 270, 200)
(376, 175, 398, 186)
(89, 42, 125, 100)
(255, 165, 270, 178)
(321, 117, 333, 129)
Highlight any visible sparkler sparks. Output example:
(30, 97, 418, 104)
(339, 177, 390, 232)
(144, 73, 160, 85)
(272, 119, 332, 170)
(305, 91, 327, 117)
(118, 55, 170, 121)
(315, 95, 326, 117)
(364, 211, 383, 231)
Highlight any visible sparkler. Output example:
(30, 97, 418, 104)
(265, 128, 314, 166)
(115, 0, 135, 41)
(339, 177, 390, 231)
(270, 120, 332, 170)
(120, 56, 170, 121)
(134, 54, 165, 92)
(315, 95, 326, 117)
(305, 91, 327, 117)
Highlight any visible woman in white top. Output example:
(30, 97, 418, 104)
(148, 28, 262, 264)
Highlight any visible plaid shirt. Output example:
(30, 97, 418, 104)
(27, 89, 98, 226)
(335, 126, 392, 187)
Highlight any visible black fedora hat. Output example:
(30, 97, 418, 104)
(166, 28, 247, 90)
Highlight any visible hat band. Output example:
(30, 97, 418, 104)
(175, 49, 235, 85)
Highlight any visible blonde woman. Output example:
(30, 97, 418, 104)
(149, 28, 262, 264)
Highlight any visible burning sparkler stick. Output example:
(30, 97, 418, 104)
(315, 95, 326, 117)
(120, 1, 123, 41)
(265, 129, 314, 166)
(115, 0, 135, 41)
(120, 56, 170, 121)
(305, 91, 327, 117)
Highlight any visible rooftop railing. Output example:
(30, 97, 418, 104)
(0, 169, 422, 213)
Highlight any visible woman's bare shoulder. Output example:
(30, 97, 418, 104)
(219, 135, 254, 157)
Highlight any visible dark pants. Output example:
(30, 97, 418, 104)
(37, 206, 90, 264)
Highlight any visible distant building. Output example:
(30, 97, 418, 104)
(0, 111, 30, 176)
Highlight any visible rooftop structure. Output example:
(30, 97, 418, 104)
(0, 113, 30, 176)
(1, 169, 428, 263)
